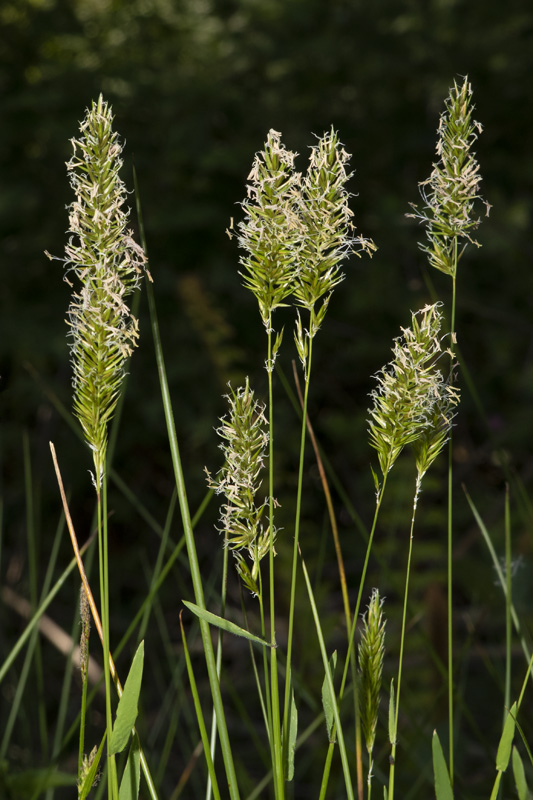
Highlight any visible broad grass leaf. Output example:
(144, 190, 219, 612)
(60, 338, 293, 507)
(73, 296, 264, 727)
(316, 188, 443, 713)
(496, 702, 517, 772)
(432, 730, 453, 800)
(109, 641, 145, 756)
(512, 746, 529, 800)
(183, 600, 269, 647)
(119, 734, 141, 800)
(321, 650, 337, 742)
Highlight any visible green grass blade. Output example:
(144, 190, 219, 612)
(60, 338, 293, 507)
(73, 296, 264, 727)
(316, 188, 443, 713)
(119, 734, 142, 800)
(432, 730, 453, 800)
(180, 613, 222, 800)
(135, 167, 240, 800)
(496, 701, 516, 772)
(512, 746, 529, 800)
(110, 641, 145, 756)
(299, 547, 354, 800)
(321, 651, 337, 743)
(183, 601, 269, 647)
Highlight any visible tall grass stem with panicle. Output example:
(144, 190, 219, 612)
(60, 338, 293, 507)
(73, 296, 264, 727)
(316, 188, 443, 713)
(408, 76, 484, 783)
(49, 95, 149, 799)
(237, 129, 302, 798)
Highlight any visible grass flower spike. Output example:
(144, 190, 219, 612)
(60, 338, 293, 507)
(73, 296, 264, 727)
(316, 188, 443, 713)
(56, 95, 148, 486)
(358, 589, 386, 789)
(236, 129, 302, 337)
(408, 76, 484, 277)
(206, 379, 271, 596)
(293, 130, 376, 370)
(368, 303, 457, 482)
(295, 129, 374, 317)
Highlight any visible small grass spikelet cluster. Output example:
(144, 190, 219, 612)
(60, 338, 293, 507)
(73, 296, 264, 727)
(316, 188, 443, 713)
(56, 95, 148, 486)
(368, 303, 458, 482)
(407, 76, 484, 276)
(358, 589, 386, 779)
(205, 379, 271, 595)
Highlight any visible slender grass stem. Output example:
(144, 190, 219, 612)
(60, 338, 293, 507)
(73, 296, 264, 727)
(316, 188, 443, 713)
(448, 262, 457, 786)
(97, 478, 118, 800)
(291, 360, 363, 798)
(205, 531, 230, 800)
(504, 485, 512, 724)
(388, 482, 420, 800)
(267, 324, 285, 800)
(282, 332, 313, 779)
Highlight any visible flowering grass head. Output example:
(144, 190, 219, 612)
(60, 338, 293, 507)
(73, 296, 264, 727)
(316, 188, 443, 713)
(294, 128, 375, 318)
(205, 379, 271, 596)
(407, 77, 484, 277)
(368, 303, 459, 482)
(236, 129, 302, 331)
(358, 589, 386, 760)
(49, 95, 148, 488)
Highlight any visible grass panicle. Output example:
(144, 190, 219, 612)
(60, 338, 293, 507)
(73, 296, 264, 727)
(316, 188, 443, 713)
(358, 589, 386, 790)
(368, 302, 454, 481)
(294, 128, 375, 316)
(236, 129, 302, 336)
(50, 94, 149, 486)
(407, 76, 485, 277)
(205, 379, 271, 596)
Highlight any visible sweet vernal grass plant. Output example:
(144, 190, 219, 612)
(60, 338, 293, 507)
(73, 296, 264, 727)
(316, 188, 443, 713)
(47, 95, 151, 800)
(230, 128, 375, 798)
(14, 77, 526, 800)
(408, 76, 485, 785)
(366, 303, 459, 799)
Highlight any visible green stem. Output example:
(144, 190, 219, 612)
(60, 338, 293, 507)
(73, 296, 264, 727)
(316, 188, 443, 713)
(388, 481, 420, 800)
(319, 474, 389, 795)
(504, 484, 511, 726)
(448, 258, 457, 786)
(205, 533, 230, 800)
(267, 323, 284, 800)
(96, 475, 117, 800)
(282, 331, 313, 778)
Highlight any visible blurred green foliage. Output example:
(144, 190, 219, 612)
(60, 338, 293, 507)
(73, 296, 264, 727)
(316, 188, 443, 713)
(1, 1, 533, 797)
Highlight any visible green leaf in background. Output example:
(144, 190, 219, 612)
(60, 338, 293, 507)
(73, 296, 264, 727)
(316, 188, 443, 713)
(183, 600, 269, 647)
(283, 688, 298, 781)
(119, 733, 141, 800)
(432, 730, 454, 800)
(1, 767, 76, 795)
(109, 641, 145, 756)
(496, 701, 517, 772)
(321, 650, 337, 743)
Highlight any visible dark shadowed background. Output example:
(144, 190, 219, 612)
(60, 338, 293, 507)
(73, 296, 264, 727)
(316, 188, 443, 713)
(1, 1, 533, 797)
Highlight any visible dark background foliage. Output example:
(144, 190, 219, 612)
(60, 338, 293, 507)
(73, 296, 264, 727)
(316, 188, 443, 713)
(1, 1, 533, 797)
